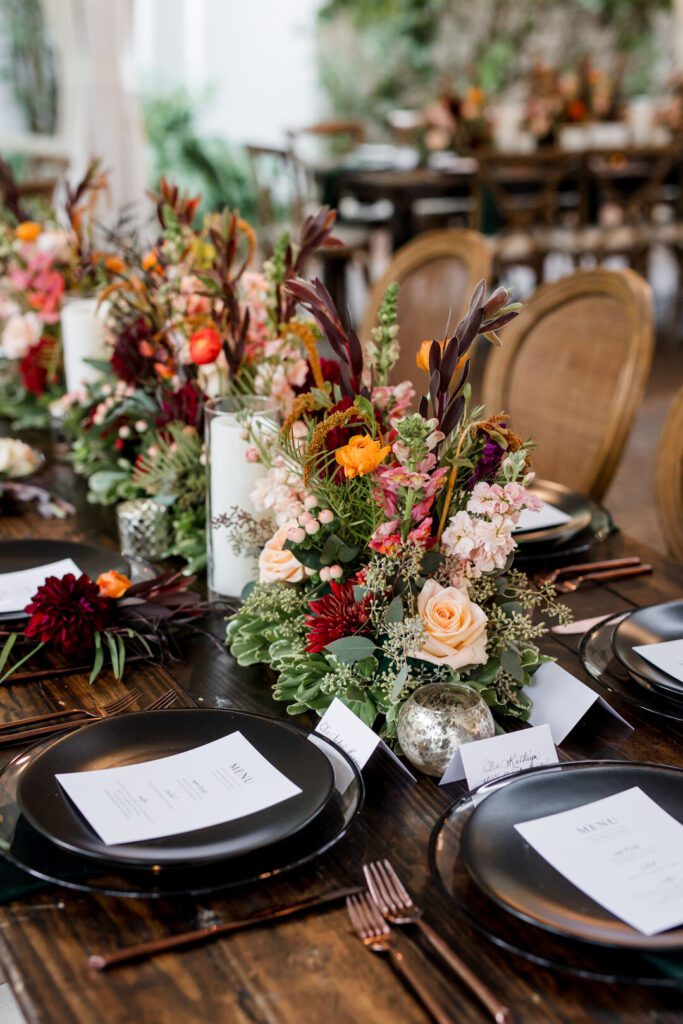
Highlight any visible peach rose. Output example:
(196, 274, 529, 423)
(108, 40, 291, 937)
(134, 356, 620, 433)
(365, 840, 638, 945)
(258, 523, 305, 583)
(1, 312, 41, 360)
(97, 570, 133, 598)
(415, 579, 488, 671)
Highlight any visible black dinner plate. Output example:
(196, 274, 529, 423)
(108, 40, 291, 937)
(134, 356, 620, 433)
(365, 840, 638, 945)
(514, 480, 592, 546)
(0, 724, 363, 898)
(460, 761, 683, 950)
(17, 709, 334, 867)
(0, 539, 129, 623)
(579, 611, 683, 721)
(612, 602, 683, 697)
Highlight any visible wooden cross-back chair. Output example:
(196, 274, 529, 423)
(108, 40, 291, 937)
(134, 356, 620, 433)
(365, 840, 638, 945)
(656, 386, 683, 562)
(360, 228, 492, 396)
(483, 268, 654, 501)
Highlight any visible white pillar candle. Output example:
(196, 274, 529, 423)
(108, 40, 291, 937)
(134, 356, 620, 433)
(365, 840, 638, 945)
(61, 296, 107, 393)
(207, 400, 275, 599)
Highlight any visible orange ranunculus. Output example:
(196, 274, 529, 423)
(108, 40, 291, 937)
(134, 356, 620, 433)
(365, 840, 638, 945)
(97, 570, 133, 599)
(15, 221, 42, 242)
(142, 249, 160, 272)
(104, 255, 126, 274)
(189, 326, 222, 365)
(335, 434, 391, 479)
(416, 339, 470, 377)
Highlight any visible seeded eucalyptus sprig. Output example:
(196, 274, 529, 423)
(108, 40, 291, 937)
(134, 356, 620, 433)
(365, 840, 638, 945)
(418, 281, 521, 438)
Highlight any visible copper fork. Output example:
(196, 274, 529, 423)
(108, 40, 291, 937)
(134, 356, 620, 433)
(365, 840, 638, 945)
(534, 557, 642, 586)
(347, 893, 456, 1024)
(364, 859, 512, 1024)
(145, 689, 179, 711)
(555, 564, 653, 593)
(0, 688, 143, 747)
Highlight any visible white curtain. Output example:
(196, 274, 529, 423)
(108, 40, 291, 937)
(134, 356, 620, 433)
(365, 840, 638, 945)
(43, 0, 150, 223)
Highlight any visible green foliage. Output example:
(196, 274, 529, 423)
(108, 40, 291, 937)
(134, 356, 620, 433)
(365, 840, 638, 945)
(142, 89, 256, 221)
(0, 0, 56, 133)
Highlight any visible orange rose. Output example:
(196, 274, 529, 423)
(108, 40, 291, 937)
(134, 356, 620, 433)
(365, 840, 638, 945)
(142, 250, 160, 272)
(189, 326, 222, 365)
(335, 434, 391, 479)
(97, 570, 133, 599)
(16, 221, 42, 242)
(104, 255, 126, 274)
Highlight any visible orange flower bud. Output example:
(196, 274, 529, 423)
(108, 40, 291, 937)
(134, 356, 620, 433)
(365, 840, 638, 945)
(97, 570, 132, 599)
(142, 250, 159, 272)
(15, 221, 42, 242)
(335, 434, 391, 479)
(104, 255, 126, 274)
(189, 326, 222, 365)
(416, 338, 470, 378)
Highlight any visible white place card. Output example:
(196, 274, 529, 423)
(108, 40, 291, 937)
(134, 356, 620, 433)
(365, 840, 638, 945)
(314, 697, 416, 782)
(633, 638, 683, 683)
(524, 661, 632, 744)
(513, 500, 572, 534)
(0, 558, 81, 614)
(56, 731, 302, 845)
(440, 724, 558, 789)
(515, 787, 683, 936)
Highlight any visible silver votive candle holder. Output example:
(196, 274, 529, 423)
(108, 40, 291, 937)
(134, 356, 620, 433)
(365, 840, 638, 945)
(116, 498, 170, 562)
(397, 682, 495, 777)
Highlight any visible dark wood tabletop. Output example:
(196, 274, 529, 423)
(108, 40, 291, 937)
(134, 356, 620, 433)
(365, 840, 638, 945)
(1, 445, 682, 1024)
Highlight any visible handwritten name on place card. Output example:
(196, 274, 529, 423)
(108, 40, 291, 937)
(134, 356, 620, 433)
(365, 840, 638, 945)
(440, 724, 558, 788)
(313, 697, 416, 782)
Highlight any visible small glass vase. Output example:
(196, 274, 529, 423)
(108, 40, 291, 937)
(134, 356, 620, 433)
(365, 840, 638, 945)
(116, 498, 169, 562)
(397, 682, 495, 777)
(205, 395, 277, 601)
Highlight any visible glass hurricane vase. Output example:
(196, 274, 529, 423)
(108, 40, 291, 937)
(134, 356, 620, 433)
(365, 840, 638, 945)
(397, 682, 495, 777)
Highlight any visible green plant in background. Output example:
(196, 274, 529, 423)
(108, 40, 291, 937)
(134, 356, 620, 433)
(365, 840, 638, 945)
(142, 89, 256, 222)
(0, 0, 56, 133)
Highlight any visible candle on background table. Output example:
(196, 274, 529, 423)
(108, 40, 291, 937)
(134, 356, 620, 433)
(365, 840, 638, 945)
(61, 296, 108, 392)
(206, 397, 276, 599)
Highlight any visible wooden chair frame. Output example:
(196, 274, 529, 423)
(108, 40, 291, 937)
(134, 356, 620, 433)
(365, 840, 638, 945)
(360, 228, 492, 347)
(656, 386, 683, 562)
(483, 268, 654, 501)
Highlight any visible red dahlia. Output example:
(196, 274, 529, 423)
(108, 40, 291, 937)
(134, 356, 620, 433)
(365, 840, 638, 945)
(19, 337, 58, 396)
(24, 573, 112, 656)
(305, 579, 372, 654)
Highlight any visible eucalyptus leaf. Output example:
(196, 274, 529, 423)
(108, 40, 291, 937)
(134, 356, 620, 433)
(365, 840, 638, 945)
(325, 636, 377, 663)
(385, 596, 404, 624)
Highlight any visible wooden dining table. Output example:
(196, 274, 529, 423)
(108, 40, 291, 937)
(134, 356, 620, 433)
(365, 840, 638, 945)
(1, 443, 683, 1024)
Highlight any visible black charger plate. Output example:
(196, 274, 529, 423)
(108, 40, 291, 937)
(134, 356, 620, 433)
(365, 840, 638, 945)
(0, 539, 129, 623)
(430, 762, 683, 987)
(580, 612, 683, 721)
(0, 722, 362, 898)
(612, 602, 683, 697)
(460, 761, 683, 951)
(17, 709, 334, 867)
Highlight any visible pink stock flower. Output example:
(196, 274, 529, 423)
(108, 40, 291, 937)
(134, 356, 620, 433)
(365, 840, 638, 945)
(467, 481, 542, 524)
(374, 464, 448, 520)
(11, 253, 65, 323)
(441, 510, 516, 578)
(371, 380, 415, 418)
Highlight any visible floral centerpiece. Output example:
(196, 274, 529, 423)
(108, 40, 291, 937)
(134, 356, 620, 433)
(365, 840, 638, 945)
(523, 59, 623, 146)
(422, 86, 492, 155)
(65, 187, 342, 571)
(0, 568, 201, 684)
(0, 160, 113, 428)
(226, 278, 570, 744)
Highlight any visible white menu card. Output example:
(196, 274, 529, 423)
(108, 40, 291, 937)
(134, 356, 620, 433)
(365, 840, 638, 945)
(513, 501, 572, 534)
(57, 732, 302, 845)
(633, 638, 683, 683)
(515, 787, 683, 936)
(0, 558, 81, 614)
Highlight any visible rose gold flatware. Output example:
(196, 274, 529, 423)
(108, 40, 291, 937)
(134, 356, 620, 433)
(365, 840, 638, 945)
(89, 885, 363, 971)
(555, 564, 653, 594)
(347, 893, 456, 1024)
(534, 557, 642, 587)
(145, 689, 179, 711)
(364, 859, 512, 1024)
(0, 688, 143, 747)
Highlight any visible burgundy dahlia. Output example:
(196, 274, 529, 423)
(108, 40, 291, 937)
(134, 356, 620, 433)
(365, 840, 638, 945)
(305, 580, 371, 654)
(20, 337, 58, 396)
(156, 380, 204, 430)
(24, 573, 112, 656)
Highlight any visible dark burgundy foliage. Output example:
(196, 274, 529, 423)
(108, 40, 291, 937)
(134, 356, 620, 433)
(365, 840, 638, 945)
(156, 380, 204, 431)
(116, 572, 203, 628)
(110, 317, 160, 386)
(278, 207, 342, 325)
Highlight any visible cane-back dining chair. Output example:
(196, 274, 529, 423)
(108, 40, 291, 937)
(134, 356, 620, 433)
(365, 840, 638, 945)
(360, 228, 492, 396)
(482, 268, 654, 501)
(656, 385, 683, 562)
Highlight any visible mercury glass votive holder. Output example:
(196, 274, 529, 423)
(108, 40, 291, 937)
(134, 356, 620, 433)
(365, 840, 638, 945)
(397, 682, 495, 777)
(116, 498, 169, 562)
